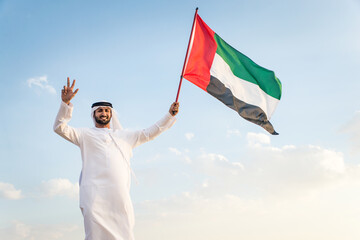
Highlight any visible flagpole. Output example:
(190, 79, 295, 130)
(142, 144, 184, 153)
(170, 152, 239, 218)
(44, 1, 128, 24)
(175, 7, 199, 103)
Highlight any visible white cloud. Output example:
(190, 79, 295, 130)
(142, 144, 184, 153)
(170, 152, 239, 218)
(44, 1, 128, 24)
(27, 75, 56, 95)
(247, 144, 347, 196)
(341, 111, 360, 153)
(168, 147, 182, 156)
(135, 181, 360, 240)
(0, 221, 82, 240)
(135, 142, 360, 240)
(226, 129, 241, 137)
(195, 152, 245, 185)
(185, 132, 194, 141)
(203, 153, 229, 162)
(202, 179, 209, 188)
(180, 140, 350, 200)
(41, 178, 79, 199)
(183, 156, 192, 164)
(168, 147, 192, 163)
(246, 132, 271, 147)
(0, 182, 23, 200)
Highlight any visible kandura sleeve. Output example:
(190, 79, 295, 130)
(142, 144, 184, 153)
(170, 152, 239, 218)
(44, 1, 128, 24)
(53, 101, 82, 146)
(130, 112, 176, 148)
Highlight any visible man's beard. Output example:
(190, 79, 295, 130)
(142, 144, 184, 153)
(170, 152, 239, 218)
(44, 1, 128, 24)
(95, 116, 111, 125)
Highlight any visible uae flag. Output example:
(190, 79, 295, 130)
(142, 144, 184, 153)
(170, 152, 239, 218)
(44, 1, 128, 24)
(182, 14, 282, 135)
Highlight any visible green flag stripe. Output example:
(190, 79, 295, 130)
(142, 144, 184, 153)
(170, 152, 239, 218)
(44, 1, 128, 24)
(214, 33, 282, 100)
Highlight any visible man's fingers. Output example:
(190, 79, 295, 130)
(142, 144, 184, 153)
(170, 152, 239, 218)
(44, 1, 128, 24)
(170, 102, 179, 116)
(70, 79, 76, 89)
(173, 102, 179, 109)
(67, 77, 70, 87)
(73, 88, 79, 95)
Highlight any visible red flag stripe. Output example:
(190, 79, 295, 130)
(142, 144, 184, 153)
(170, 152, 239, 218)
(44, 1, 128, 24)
(183, 15, 217, 91)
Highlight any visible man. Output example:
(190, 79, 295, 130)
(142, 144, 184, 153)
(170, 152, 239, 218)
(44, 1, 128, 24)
(53, 77, 179, 240)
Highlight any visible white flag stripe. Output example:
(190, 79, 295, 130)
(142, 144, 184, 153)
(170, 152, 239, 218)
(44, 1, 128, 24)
(210, 53, 279, 118)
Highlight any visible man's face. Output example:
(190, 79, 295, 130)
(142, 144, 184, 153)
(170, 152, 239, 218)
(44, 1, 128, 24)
(94, 107, 112, 125)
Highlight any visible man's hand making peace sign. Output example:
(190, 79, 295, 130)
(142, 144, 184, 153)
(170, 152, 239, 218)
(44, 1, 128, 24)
(61, 77, 79, 105)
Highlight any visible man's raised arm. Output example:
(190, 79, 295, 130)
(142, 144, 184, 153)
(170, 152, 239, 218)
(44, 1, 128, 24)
(129, 102, 179, 148)
(53, 77, 81, 146)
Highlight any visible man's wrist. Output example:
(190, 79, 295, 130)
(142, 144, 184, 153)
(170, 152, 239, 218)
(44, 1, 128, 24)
(62, 100, 70, 105)
(166, 112, 175, 118)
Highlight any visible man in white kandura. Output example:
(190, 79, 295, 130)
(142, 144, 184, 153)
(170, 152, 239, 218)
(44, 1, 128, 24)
(53, 77, 179, 240)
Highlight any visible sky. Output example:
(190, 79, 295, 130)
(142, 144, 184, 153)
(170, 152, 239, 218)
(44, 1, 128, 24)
(1, 0, 360, 239)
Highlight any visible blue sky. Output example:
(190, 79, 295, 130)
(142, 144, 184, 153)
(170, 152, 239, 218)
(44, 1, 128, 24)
(1, 0, 360, 239)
